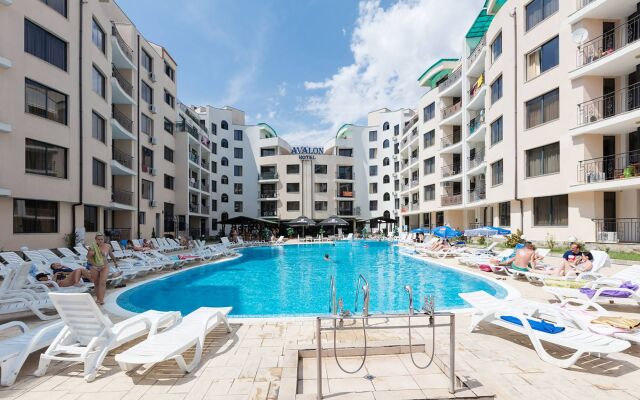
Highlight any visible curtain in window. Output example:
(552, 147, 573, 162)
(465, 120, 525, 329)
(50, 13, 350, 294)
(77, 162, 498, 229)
(49, 90, 66, 124)
(526, 0, 543, 30)
(543, 143, 560, 174)
(47, 34, 66, 70)
(543, 89, 559, 123)
(24, 21, 46, 60)
(527, 147, 542, 177)
(527, 50, 541, 80)
(543, 0, 559, 19)
(25, 81, 47, 118)
(526, 98, 542, 128)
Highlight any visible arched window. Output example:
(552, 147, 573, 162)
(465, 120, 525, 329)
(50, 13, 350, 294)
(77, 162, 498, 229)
(383, 174, 390, 184)
(383, 122, 390, 131)
(221, 138, 228, 148)
(221, 175, 228, 184)
(383, 192, 390, 201)
(221, 212, 229, 221)
(383, 210, 390, 219)
(221, 157, 228, 166)
(383, 139, 390, 148)
(383, 157, 390, 166)
(221, 193, 228, 202)
(221, 120, 229, 130)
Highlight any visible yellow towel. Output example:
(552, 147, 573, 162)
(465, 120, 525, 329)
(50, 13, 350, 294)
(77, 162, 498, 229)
(89, 242, 104, 266)
(592, 316, 640, 330)
(544, 279, 587, 289)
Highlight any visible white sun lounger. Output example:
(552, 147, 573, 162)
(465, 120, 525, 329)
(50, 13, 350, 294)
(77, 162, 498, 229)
(522, 250, 611, 283)
(459, 291, 631, 368)
(36, 293, 181, 382)
(0, 266, 58, 320)
(115, 306, 232, 373)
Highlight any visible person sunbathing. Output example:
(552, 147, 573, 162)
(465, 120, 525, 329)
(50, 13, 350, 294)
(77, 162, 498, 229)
(503, 242, 537, 271)
(35, 268, 85, 288)
(563, 253, 593, 277)
(51, 262, 92, 281)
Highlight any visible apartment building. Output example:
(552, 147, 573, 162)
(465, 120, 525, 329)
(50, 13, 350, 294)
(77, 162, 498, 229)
(400, 0, 640, 244)
(0, 0, 178, 249)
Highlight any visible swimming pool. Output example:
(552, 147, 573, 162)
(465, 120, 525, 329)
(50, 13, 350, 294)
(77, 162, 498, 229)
(116, 241, 508, 317)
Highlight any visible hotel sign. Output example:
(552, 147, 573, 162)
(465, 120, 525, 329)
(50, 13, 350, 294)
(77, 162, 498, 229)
(291, 146, 324, 160)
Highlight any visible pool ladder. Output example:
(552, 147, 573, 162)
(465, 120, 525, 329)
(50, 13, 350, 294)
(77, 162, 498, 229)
(328, 274, 369, 320)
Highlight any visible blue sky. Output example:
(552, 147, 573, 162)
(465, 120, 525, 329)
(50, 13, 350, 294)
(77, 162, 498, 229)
(118, 0, 484, 145)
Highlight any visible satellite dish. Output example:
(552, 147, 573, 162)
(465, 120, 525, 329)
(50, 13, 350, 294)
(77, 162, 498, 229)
(572, 28, 589, 45)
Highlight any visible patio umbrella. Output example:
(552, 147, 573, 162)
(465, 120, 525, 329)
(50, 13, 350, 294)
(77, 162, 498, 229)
(287, 216, 316, 237)
(464, 227, 499, 237)
(319, 215, 348, 236)
(485, 226, 511, 235)
(431, 226, 462, 239)
(411, 227, 430, 234)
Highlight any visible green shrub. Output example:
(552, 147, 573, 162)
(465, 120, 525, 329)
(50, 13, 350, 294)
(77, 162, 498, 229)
(545, 234, 556, 251)
(286, 227, 295, 238)
(504, 229, 524, 248)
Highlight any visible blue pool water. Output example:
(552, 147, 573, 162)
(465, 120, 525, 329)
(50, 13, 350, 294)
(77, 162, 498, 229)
(116, 241, 507, 317)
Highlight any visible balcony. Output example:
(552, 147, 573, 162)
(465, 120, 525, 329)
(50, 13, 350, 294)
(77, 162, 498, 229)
(337, 208, 360, 217)
(189, 153, 199, 165)
(201, 183, 210, 192)
(467, 35, 486, 76)
(189, 204, 200, 214)
(575, 150, 640, 187)
(111, 106, 135, 140)
(468, 110, 485, 137)
(594, 218, 640, 243)
(189, 228, 203, 239)
(440, 131, 462, 150)
(468, 150, 486, 172)
(201, 205, 210, 215)
(573, 83, 640, 135)
(440, 101, 462, 122)
(468, 188, 486, 203)
(572, 15, 640, 79)
(260, 210, 279, 218)
(336, 172, 354, 180)
(111, 24, 136, 70)
(259, 191, 278, 199)
(200, 159, 208, 170)
(189, 180, 200, 190)
(111, 65, 135, 105)
(111, 147, 135, 176)
(105, 227, 131, 241)
(437, 67, 462, 96)
(336, 190, 355, 198)
(177, 121, 200, 140)
(441, 163, 462, 178)
(441, 194, 462, 207)
(259, 172, 279, 182)
(402, 114, 419, 135)
(111, 189, 134, 208)
(410, 202, 420, 211)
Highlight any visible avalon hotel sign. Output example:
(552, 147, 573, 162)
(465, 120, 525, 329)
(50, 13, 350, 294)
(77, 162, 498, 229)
(291, 146, 324, 160)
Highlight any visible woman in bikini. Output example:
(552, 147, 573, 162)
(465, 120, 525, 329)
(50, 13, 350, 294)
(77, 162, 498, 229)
(87, 233, 120, 305)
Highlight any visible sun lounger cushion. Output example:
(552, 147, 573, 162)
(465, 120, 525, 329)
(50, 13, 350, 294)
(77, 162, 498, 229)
(544, 279, 588, 289)
(500, 316, 565, 334)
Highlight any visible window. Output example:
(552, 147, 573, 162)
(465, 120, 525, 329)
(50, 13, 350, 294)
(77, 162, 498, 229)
(92, 158, 105, 187)
(526, 142, 560, 177)
(25, 139, 67, 178)
(234, 148, 243, 159)
(141, 49, 153, 72)
(383, 157, 390, 166)
(526, 36, 559, 80)
(211, 123, 217, 135)
(526, 88, 559, 129)
(369, 201, 378, 211)
(315, 201, 328, 211)
(141, 179, 153, 200)
(369, 148, 377, 159)
(287, 201, 300, 211)
(315, 183, 327, 192)
(211, 218, 218, 230)
(164, 90, 175, 108)
(383, 192, 390, 201)
(25, 79, 67, 124)
(394, 143, 399, 154)
(491, 32, 502, 62)
(338, 148, 353, 157)
(383, 122, 390, 131)
(92, 111, 105, 143)
(234, 183, 243, 194)
(164, 146, 174, 162)
(221, 139, 228, 148)
(140, 113, 153, 135)
(165, 62, 175, 81)
(490, 116, 503, 145)
(234, 201, 243, 212)
(211, 143, 217, 154)
(233, 130, 243, 141)
(13, 199, 58, 233)
(138, 212, 146, 225)
(394, 125, 399, 136)
(383, 175, 390, 184)
(369, 165, 378, 176)
(499, 202, 510, 227)
(423, 130, 435, 148)
(92, 66, 105, 98)
(491, 159, 503, 186)
(24, 20, 67, 70)
(211, 180, 217, 192)
(534, 195, 568, 226)
(211, 200, 217, 211)
(369, 130, 377, 141)
(221, 194, 228, 203)
(164, 174, 174, 190)
(287, 164, 300, 174)
(261, 148, 276, 157)
(423, 103, 435, 122)
(526, 0, 558, 31)
(92, 19, 105, 53)
(141, 81, 153, 104)
(164, 118, 174, 134)
(221, 175, 228, 184)
(315, 164, 327, 174)
(221, 157, 228, 166)
(490, 75, 503, 104)
(369, 182, 378, 194)
(211, 161, 217, 173)
(423, 184, 435, 201)
(287, 183, 300, 193)
(221, 120, 229, 130)
(39, 0, 67, 16)
(233, 165, 243, 176)
(423, 157, 435, 175)
(83, 205, 98, 232)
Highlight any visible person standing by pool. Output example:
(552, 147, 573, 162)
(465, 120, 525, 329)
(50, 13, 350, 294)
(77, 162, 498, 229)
(87, 233, 119, 305)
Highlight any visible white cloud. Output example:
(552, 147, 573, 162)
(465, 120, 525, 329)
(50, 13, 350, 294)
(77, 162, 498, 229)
(277, 82, 287, 97)
(302, 0, 484, 131)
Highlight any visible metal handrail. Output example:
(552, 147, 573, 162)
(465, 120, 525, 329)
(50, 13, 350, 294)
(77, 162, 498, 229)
(259, 190, 278, 198)
(189, 203, 199, 213)
(112, 189, 134, 205)
(112, 65, 133, 96)
(437, 66, 462, 91)
(467, 34, 486, 64)
(259, 172, 279, 180)
(468, 150, 485, 169)
(577, 15, 640, 68)
(111, 24, 134, 62)
(441, 101, 462, 120)
(441, 131, 462, 149)
(441, 194, 462, 206)
(441, 163, 462, 178)
(468, 110, 485, 135)
(336, 172, 354, 180)
(402, 114, 419, 134)
(577, 82, 640, 126)
(576, 0, 596, 9)
(593, 218, 640, 243)
(112, 105, 133, 132)
(112, 147, 133, 169)
(577, 149, 640, 183)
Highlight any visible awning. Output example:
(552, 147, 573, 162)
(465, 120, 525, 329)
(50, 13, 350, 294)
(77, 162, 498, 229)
(222, 216, 278, 225)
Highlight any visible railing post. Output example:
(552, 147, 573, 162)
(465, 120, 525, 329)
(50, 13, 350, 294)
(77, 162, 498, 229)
(449, 314, 456, 394)
(316, 317, 323, 400)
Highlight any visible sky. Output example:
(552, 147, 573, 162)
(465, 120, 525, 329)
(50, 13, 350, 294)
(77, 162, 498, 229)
(117, 0, 485, 145)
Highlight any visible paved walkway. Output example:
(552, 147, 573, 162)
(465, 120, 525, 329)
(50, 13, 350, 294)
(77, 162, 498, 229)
(1, 251, 639, 399)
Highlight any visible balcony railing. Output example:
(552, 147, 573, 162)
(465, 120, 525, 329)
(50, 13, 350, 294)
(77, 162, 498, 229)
(441, 101, 462, 120)
(112, 106, 133, 132)
(441, 131, 462, 149)
(259, 191, 278, 199)
(259, 172, 279, 180)
(410, 202, 420, 211)
(441, 194, 462, 207)
(111, 24, 133, 62)
(577, 83, 640, 126)
(577, 15, 640, 68)
(469, 74, 485, 99)
(189, 153, 199, 164)
(410, 179, 419, 188)
(437, 67, 462, 91)
(336, 172, 354, 180)
(177, 121, 200, 139)
(402, 114, 419, 134)
(577, 150, 640, 183)
(201, 205, 210, 214)
(468, 110, 485, 135)
(337, 208, 360, 217)
(336, 190, 355, 198)
(576, 0, 597, 10)
(441, 163, 462, 178)
(189, 180, 200, 190)
(200, 159, 208, 169)
(201, 183, 210, 192)
(189, 204, 199, 213)
(260, 210, 278, 217)
(112, 147, 134, 169)
(112, 65, 133, 97)
(467, 34, 486, 65)
(112, 189, 133, 205)
(468, 188, 486, 203)
(594, 218, 640, 243)
(468, 150, 485, 169)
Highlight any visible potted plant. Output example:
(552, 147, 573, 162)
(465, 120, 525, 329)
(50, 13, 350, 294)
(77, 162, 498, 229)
(286, 227, 295, 238)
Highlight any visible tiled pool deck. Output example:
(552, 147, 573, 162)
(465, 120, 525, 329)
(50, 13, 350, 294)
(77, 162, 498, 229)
(1, 250, 639, 400)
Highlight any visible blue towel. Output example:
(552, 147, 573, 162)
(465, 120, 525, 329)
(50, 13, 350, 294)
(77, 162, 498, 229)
(500, 316, 565, 334)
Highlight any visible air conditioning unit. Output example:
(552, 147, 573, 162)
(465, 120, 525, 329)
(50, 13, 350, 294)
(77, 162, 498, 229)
(149, 136, 158, 145)
(597, 231, 618, 243)
(149, 104, 157, 114)
(149, 72, 156, 82)
(393, 155, 398, 160)
(149, 167, 157, 176)
(149, 200, 157, 207)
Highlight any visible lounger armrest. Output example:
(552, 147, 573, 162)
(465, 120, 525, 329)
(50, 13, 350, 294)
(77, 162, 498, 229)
(148, 312, 182, 336)
(558, 298, 608, 314)
(0, 321, 29, 335)
(589, 278, 624, 288)
(575, 272, 603, 281)
(198, 311, 224, 342)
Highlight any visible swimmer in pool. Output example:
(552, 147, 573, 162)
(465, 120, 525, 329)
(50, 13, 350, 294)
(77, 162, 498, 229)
(324, 254, 331, 262)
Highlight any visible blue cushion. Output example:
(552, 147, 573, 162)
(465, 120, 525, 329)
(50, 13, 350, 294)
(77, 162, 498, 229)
(500, 315, 565, 334)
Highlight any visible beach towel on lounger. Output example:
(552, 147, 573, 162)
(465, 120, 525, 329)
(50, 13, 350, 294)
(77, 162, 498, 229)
(579, 281, 639, 298)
